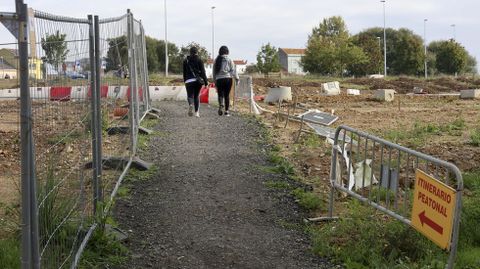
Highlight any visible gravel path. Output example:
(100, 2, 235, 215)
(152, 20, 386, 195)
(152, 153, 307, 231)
(115, 101, 331, 269)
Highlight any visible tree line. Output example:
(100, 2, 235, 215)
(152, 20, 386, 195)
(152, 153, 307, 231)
(255, 16, 477, 76)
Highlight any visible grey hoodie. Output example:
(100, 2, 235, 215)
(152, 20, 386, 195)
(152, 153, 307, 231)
(213, 55, 239, 81)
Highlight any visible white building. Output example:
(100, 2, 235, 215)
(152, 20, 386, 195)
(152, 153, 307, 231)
(278, 48, 306, 75)
(205, 59, 248, 78)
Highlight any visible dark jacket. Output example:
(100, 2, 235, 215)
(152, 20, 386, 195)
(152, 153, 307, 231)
(183, 55, 208, 86)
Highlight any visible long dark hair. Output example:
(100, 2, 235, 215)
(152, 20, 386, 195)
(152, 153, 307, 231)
(214, 46, 229, 73)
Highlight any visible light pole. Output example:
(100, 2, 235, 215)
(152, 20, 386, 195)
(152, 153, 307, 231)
(381, 0, 387, 77)
(451, 24, 456, 40)
(377, 37, 381, 74)
(164, 0, 168, 77)
(424, 19, 428, 79)
(211, 6, 216, 61)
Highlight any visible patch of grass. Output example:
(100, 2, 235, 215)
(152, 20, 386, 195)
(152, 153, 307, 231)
(124, 166, 159, 183)
(0, 236, 20, 268)
(78, 228, 128, 268)
(384, 118, 466, 146)
(264, 180, 293, 190)
(470, 128, 480, 146)
(137, 134, 150, 151)
(463, 170, 480, 192)
(302, 133, 323, 148)
(140, 118, 159, 129)
(310, 200, 446, 269)
(291, 188, 323, 210)
(370, 187, 396, 204)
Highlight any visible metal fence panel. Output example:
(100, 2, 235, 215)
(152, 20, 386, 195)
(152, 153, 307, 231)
(0, 1, 150, 267)
(328, 125, 463, 269)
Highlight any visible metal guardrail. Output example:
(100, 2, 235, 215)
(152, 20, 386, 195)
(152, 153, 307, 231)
(328, 125, 463, 269)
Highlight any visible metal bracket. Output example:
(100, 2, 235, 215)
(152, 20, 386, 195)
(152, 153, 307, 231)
(0, 12, 19, 39)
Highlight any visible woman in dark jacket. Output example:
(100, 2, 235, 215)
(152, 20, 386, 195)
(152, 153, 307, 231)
(183, 46, 208, 117)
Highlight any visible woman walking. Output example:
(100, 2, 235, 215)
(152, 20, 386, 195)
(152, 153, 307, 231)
(213, 46, 239, 116)
(183, 46, 208, 117)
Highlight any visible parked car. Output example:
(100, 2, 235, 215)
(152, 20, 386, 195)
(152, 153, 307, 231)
(66, 71, 86, 79)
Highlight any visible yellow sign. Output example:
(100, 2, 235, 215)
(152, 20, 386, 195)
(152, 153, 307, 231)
(411, 169, 457, 249)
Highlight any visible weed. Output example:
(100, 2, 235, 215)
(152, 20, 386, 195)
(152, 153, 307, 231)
(302, 133, 323, 148)
(310, 200, 446, 269)
(370, 187, 396, 204)
(470, 128, 480, 146)
(124, 166, 158, 183)
(140, 118, 159, 129)
(264, 180, 293, 190)
(463, 170, 480, 192)
(0, 236, 20, 268)
(291, 188, 323, 210)
(78, 228, 128, 268)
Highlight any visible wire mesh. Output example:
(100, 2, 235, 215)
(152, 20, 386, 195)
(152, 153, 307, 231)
(0, 40, 22, 258)
(30, 11, 93, 268)
(96, 15, 132, 207)
(1, 4, 149, 267)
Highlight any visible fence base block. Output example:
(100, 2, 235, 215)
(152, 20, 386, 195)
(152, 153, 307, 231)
(106, 126, 153, 135)
(145, 112, 160, 119)
(304, 216, 339, 223)
(84, 156, 152, 171)
(149, 107, 161, 114)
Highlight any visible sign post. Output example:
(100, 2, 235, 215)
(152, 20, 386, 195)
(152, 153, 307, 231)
(411, 169, 457, 249)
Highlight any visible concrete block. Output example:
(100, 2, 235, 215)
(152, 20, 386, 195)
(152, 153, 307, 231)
(321, 81, 340, 95)
(460, 89, 480, 99)
(375, 89, 396, 102)
(264, 87, 292, 103)
(347, 89, 360, 96)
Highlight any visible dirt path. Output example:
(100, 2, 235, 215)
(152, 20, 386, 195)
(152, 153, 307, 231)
(115, 101, 332, 269)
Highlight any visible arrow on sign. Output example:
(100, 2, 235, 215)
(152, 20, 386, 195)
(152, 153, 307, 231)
(419, 211, 443, 235)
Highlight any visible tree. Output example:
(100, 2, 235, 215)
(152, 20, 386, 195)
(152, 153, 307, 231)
(355, 28, 424, 75)
(434, 40, 468, 75)
(41, 30, 69, 72)
(105, 36, 128, 72)
(310, 16, 349, 42)
(145, 36, 159, 72)
(301, 16, 367, 76)
(256, 43, 281, 74)
(157, 40, 182, 74)
(180, 42, 209, 63)
(351, 32, 383, 75)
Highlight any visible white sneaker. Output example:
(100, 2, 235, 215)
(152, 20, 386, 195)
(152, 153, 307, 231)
(195, 111, 200, 117)
(225, 111, 231, 117)
(188, 105, 193, 117)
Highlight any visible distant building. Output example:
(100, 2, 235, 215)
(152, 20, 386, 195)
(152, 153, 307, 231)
(205, 59, 248, 78)
(278, 48, 306, 75)
(0, 48, 43, 79)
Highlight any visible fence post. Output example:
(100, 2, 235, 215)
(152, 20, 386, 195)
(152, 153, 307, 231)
(88, 14, 102, 217)
(140, 23, 150, 111)
(17, 0, 40, 268)
(127, 10, 136, 157)
(93, 15, 103, 215)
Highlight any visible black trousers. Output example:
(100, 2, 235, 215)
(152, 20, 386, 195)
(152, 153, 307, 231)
(216, 78, 233, 111)
(185, 81, 202, 112)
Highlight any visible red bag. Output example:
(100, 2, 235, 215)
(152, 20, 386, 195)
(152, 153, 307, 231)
(199, 86, 209, 103)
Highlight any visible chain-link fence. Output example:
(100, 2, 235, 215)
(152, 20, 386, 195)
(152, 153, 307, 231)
(0, 1, 151, 268)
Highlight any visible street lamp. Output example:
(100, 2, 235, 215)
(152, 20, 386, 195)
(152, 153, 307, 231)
(451, 24, 456, 40)
(211, 6, 216, 61)
(381, 0, 387, 77)
(164, 0, 168, 77)
(424, 19, 428, 79)
(377, 37, 381, 74)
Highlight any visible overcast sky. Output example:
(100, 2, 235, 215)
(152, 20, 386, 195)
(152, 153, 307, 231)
(1, 0, 479, 69)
